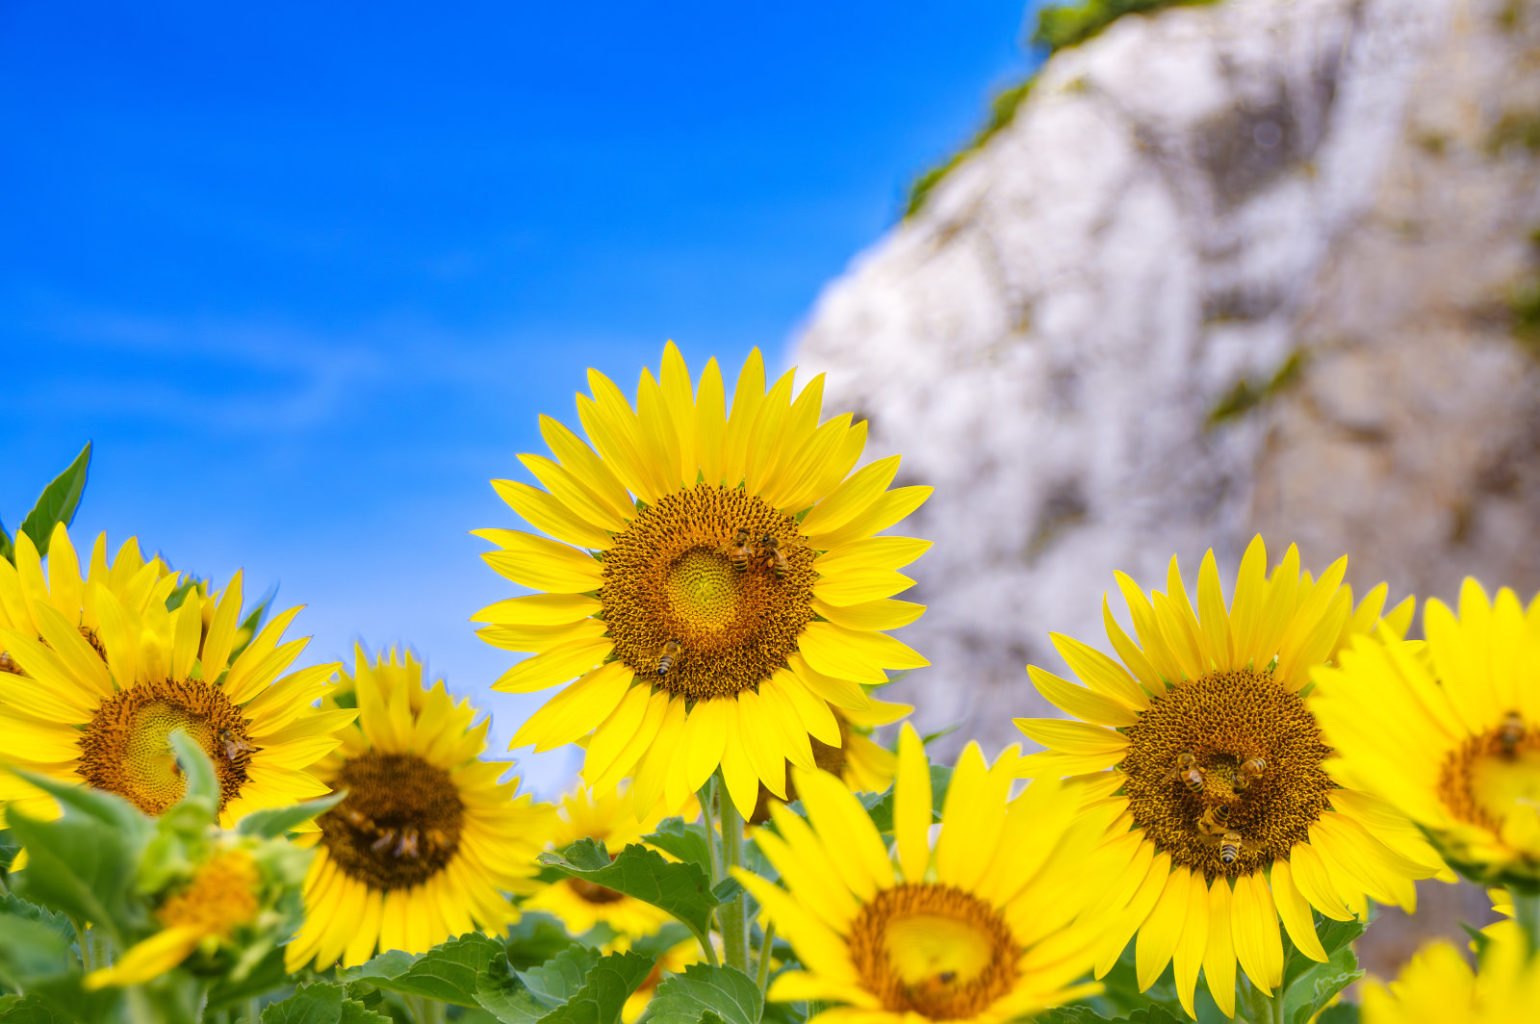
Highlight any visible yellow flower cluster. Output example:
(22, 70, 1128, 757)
(2, 343, 1538, 1023)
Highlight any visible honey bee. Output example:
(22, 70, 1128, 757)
(1500, 712, 1525, 756)
(1219, 831, 1242, 864)
(370, 827, 398, 854)
(395, 826, 421, 859)
(655, 639, 682, 676)
(723, 528, 753, 572)
(1196, 804, 1233, 837)
(905, 971, 958, 1009)
(340, 806, 372, 831)
(1163, 751, 1204, 793)
(758, 535, 789, 578)
(0, 651, 18, 674)
(1233, 757, 1266, 792)
(424, 827, 453, 853)
(218, 729, 259, 762)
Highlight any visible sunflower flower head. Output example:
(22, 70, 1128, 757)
(736, 723, 1116, 1024)
(474, 343, 931, 817)
(0, 560, 348, 829)
(1360, 919, 1540, 1024)
(1014, 537, 1449, 1018)
(285, 646, 555, 971)
(522, 784, 679, 939)
(1313, 581, 1540, 889)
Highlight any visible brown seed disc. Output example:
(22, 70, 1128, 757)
(318, 751, 465, 891)
(1438, 711, 1540, 831)
(77, 679, 257, 815)
(847, 883, 1020, 1020)
(599, 484, 816, 700)
(1120, 669, 1335, 880)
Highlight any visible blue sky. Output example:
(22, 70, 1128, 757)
(0, 1, 1043, 792)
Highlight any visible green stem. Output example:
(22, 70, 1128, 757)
(755, 922, 776, 994)
(1513, 890, 1540, 958)
(245, 995, 262, 1023)
(716, 770, 750, 974)
(71, 918, 95, 973)
(694, 777, 722, 966)
(1237, 975, 1283, 1024)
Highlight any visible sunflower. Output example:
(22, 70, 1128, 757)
(1312, 581, 1540, 888)
(285, 647, 554, 970)
(474, 343, 931, 817)
(1013, 537, 1450, 1018)
(0, 568, 348, 830)
(0, 524, 181, 670)
(749, 697, 911, 823)
(522, 784, 679, 938)
(736, 724, 1116, 1024)
(1360, 919, 1539, 1024)
(85, 848, 264, 989)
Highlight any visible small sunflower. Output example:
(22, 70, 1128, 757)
(737, 724, 1116, 1024)
(474, 343, 931, 817)
(1313, 581, 1540, 888)
(624, 938, 703, 1024)
(86, 848, 265, 989)
(1014, 537, 1449, 1018)
(749, 697, 911, 823)
(522, 785, 678, 938)
(0, 569, 347, 828)
(285, 648, 554, 970)
(1360, 919, 1540, 1024)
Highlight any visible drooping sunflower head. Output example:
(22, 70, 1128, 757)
(474, 343, 931, 817)
(1360, 919, 1540, 1024)
(286, 646, 555, 971)
(0, 569, 349, 827)
(0, 523, 181, 666)
(1014, 537, 1447, 1018)
(737, 724, 1116, 1024)
(522, 784, 678, 940)
(1314, 580, 1540, 888)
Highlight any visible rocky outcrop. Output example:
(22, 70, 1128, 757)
(793, 0, 1540, 752)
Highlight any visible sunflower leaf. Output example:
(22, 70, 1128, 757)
(534, 950, 655, 1024)
(503, 913, 581, 971)
(260, 981, 390, 1024)
(643, 818, 713, 875)
(639, 964, 762, 1024)
(518, 945, 601, 1007)
(1315, 1005, 1360, 1024)
(235, 791, 347, 838)
(1281, 943, 1361, 1024)
(540, 840, 717, 951)
(18, 442, 91, 558)
(344, 932, 507, 1008)
(0, 521, 13, 565)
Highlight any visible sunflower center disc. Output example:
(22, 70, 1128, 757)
(319, 751, 465, 891)
(77, 680, 256, 815)
(1120, 669, 1334, 879)
(849, 883, 1019, 1020)
(600, 484, 816, 700)
(1439, 714, 1540, 834)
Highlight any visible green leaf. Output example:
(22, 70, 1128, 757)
(8, 766, 153, 841)
(710, 878, 744, 904)
(0, 993, 77, 1024)
(0, 521, 13, 565)
(5, 805, 137, 941)
(205, 946, 292, 1014)
(1030, 1008, 1114, 1024)
(540, 840, 717, 950)
(1315, 1005, 1360, 1024)
(236, 792, 347, 838)
(0, 911, 73, 990)
(261, 982, 352, 1024)
(166, 727, 219, 815)
(344, 932, 506, 1008)
(1282, 944, 1362, 1024)
(643, 818, 712, 875)
(519, 946, 601, 1007)
(535, 950, 655, 1024)
(503, 913, 580, 971)
(18, 442, 91, 558)
(337, 1001, 392, 1024)
(640, 964, 762, 1024)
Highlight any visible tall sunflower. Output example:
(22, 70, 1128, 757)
(0, 569, 348, 829)
(737, 724, 1117, 1024)
(285, 648, 554, 970)
(1014, 537, 1449, 1018)
(474, 343, 931, 817)
(522, 784, 678, 939)
(1360, 919, 1540, 1024)
(1312, 581, 1540, 888)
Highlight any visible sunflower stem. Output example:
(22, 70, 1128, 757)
(1513, 890, 1540, 958)
(755, 921, 776, 993)
(71, 918, 95, 972)
(715, 770, 751, 974)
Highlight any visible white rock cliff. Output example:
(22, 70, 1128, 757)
(794, 0, 1540, 759)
